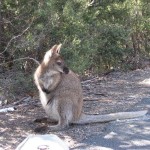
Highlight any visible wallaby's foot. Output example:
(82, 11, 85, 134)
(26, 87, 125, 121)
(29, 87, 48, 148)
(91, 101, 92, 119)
(48, 124, 69, 131)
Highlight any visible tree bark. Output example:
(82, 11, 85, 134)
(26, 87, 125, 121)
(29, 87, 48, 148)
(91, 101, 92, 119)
(0, 0, 3, 52)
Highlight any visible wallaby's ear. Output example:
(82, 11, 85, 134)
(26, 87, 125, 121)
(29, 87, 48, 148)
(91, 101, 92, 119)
(51, 45, 58, 52)
(44, 45, 58, 63)
(51, 44, 62, 54)
(56, 44, 62, 54)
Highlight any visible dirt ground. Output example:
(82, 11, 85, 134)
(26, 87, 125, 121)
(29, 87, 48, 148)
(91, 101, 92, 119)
(0, 68, 150, 149)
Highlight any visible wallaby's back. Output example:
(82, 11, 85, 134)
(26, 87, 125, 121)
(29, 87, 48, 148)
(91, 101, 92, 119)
(53, 70, 83, 121)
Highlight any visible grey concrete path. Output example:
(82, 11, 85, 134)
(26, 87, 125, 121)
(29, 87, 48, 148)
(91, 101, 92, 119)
(73, 98, 150, 150)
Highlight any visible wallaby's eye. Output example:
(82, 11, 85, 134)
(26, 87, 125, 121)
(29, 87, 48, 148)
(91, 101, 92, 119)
(56, 61, 62, 66)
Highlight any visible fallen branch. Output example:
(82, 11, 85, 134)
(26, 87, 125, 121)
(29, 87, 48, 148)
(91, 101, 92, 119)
(0, 97, 40, 113)
(0, 96, 31, 109)
(11, 96, 31, 106)
(0, 57, 40, 66)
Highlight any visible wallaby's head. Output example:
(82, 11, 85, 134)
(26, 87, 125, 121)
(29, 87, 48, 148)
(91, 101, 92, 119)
(42, 44, 69, 74)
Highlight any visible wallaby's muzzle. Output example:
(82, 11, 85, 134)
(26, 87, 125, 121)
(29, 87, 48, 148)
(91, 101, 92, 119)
(63, 66, 69, 74)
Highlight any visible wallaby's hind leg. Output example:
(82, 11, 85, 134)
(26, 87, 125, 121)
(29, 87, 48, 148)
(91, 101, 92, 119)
(48, 105, 71, 131)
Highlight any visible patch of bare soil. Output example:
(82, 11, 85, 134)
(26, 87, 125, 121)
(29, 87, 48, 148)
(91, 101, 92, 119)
(0, 68, 150, 149)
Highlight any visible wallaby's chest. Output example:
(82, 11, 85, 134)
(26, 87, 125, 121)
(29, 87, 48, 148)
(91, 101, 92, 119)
(40, 91, 59, 121)
(40, 74, 53, 89)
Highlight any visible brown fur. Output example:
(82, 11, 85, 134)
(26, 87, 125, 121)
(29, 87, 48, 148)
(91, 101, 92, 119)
(34, 44, 83, 130)
(34, 44, 147, 131)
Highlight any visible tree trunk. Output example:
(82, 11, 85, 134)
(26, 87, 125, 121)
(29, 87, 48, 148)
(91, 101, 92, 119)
(0, 0, 3, 52)
(131, 33, 140, 69)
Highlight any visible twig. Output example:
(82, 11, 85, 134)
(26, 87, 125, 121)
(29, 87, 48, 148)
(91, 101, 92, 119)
(88, 0, 95, 6)
(11, 97, 31, 106)
(83, 98, 100, 101)
(92, 93, 106, 96)
(0, 23, 32, 55)
(0, 57, 40, 66)
(0, 97, 31, 109)
(81, 77, 101, 84)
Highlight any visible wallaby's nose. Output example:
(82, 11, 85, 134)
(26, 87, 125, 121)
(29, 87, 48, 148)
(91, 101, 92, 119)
(63, 67, 69, 74)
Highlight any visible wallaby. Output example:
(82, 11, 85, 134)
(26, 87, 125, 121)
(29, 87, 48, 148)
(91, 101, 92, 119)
(34, 44, 147, 131)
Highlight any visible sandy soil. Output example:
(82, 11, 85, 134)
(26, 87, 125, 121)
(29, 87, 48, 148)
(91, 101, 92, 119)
(0, 68, 150, 149)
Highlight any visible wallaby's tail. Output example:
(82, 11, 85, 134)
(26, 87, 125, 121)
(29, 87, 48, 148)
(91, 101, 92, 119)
(73, 110, 148, 124)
